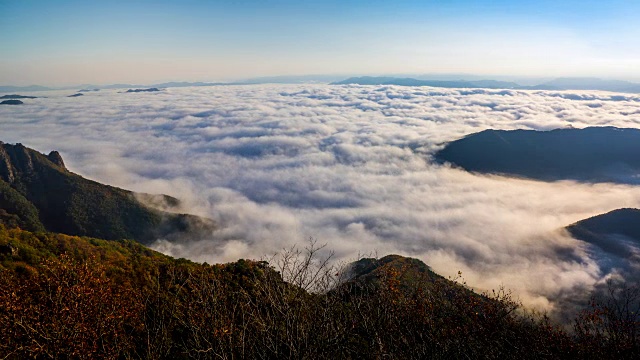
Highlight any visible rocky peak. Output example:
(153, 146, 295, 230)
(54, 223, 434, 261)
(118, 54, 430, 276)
(0, 142, 68, 184)
(47, 151, 66, 169)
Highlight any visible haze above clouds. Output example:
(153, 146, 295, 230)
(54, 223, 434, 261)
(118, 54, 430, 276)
(2, 85, 640, 312)
(1, 0, 640, 85)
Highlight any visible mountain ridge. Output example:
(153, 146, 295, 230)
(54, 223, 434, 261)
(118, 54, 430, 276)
(434, 126, 640, 184)
(0, 141, 214, 244)
(334, 76, 640, 93)
(567, 208, 640, 256)
(332, 76, 522, 89)
(4, 75, 640, 93)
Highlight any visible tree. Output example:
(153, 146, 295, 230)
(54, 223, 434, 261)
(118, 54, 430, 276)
(575, 280, 640, 359)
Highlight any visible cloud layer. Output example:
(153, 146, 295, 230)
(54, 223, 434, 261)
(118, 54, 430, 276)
(2, 85, 640, 313)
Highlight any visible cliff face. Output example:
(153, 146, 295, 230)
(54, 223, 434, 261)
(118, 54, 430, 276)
(0, 144, 16, 184)
(0, 141, 214, 243)
(0, 143, 67, 186)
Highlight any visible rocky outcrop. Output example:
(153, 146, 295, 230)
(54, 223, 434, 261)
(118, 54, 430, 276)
(0, 144, 67, 183)
(47, 151, 66, 169)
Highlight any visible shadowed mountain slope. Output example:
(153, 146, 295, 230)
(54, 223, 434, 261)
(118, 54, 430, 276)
(0, 142, 213, 244)
(568, 209, 640, 244)
(567, 208, 640, 261)
(435, 127, 640, 184)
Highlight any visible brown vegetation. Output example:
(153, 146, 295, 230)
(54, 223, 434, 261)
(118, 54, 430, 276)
(0, 226, 638, 359)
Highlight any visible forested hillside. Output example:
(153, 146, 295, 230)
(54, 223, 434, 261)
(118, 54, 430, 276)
(1, 225, 638, 359)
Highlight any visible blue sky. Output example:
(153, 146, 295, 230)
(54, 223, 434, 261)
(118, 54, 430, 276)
(1, 0, 639, 85)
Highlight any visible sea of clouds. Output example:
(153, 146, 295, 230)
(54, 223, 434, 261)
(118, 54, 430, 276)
(2, 84, 640, 313)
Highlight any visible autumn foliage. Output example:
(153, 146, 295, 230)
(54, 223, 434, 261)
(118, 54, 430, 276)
(0, 255, 141, 358)
(0, 225, 638, 359)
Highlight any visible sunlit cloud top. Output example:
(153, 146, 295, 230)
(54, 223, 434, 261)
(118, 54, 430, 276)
(1, 0, 639, 85)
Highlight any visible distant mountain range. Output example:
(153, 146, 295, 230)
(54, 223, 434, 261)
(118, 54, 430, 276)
(333, 76, 640, 93)
(237, 74, 349, 84)
(332, 77, 523, 89)
(4, 76, 640, 93)
(0, 142, 214, 244)
(434, 127, 640, 184)
(0, 82, 227, 93)
(0, 85, 53, 93)
(0, 94, 38, 99)
(542, 77, 640, 93)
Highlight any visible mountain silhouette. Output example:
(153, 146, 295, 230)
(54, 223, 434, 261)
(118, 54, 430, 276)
(332, 76, 640, 93)
(0, 100, 23, 105)
(332, 76, 520, 89)
(124, 88, 162, 93)
(540, 77, 640, 93)
(566, 208, 640, 281)
(567, 208, 640, 257)
(434, 127, 640, 184)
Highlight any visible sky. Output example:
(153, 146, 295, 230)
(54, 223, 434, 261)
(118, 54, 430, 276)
(1, 1, 640, 85)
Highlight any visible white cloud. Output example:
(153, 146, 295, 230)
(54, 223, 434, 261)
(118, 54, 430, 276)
(3, 85, 640, 314)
